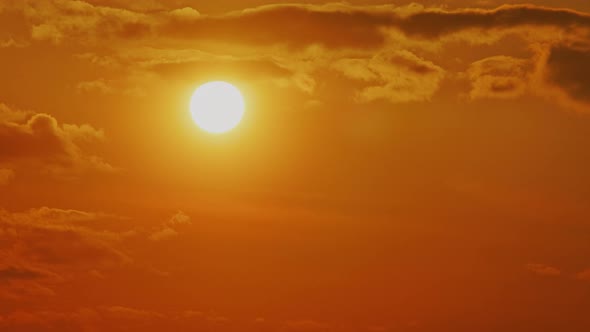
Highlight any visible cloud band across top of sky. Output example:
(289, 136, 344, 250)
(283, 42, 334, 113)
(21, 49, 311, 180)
(1, 1, 590, 112)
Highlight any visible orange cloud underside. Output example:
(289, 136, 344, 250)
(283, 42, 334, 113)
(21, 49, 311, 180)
(1, 1, 590, 331)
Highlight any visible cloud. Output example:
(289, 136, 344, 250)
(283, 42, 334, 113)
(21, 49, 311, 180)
(0, 105, 114, 176)
(149, 227, 179, 241)
(21, 206, 100, 222)
(21, 0, 152, 44)
(0, 207, 200, 302)
(84, 0, 178, 12)
(0, 38, 28, 48)
(463, 45, 590, 111)
(16, 2, 391, 48)
(0, 103, 31, 122)
(333, 50, 445, 103)
(396, 5, 590, 40)
(77, 46, 319, 95)
(467, 56, 530, 99)
(525, 263, 561, 276)
(167, 210, 191, 225)
(9, 2, 590, 110)
(2, 209, 130, 265)
(0, 264, 62, 300)
(0, 207, 132, 300)
(0, 282, 57, 301)
(0, 265, 58, 281)
(77, 79, 115, 94)
(9, 2, 590, 54)
(157, 4, 396, 50)
(76, 77, 148, 97)
(149, 211, 191, 241)
(167, 7, 200, 20)
(18, 2, 590, 46)
(535, 43, 590, 112)
(31, 23, 65, 44)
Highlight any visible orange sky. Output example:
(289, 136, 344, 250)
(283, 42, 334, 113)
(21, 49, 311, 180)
(1, 1, 590, 331)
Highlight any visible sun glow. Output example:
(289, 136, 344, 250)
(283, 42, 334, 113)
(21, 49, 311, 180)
(190, 81, 245, 134)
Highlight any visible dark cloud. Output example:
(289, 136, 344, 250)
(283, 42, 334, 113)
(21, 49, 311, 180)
(397, 5, 590, 39)
(541, 44, 590, 111)
(464, 46, 590, 110)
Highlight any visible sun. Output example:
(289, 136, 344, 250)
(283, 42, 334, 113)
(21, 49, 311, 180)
(190, 81, 245, 134)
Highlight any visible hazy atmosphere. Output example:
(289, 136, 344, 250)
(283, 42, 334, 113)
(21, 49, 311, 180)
(1, 1, 590, 331)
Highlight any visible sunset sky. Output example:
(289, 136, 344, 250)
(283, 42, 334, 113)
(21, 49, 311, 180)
(1, 1, 590, 331)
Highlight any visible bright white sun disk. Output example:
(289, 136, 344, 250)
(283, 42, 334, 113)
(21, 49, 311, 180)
(190, 81, 245, 133)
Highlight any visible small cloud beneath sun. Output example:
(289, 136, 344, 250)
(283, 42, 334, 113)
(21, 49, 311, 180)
(149, 211, 192, 241)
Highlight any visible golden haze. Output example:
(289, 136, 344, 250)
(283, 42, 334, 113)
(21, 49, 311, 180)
(1, 1, 590, 331)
